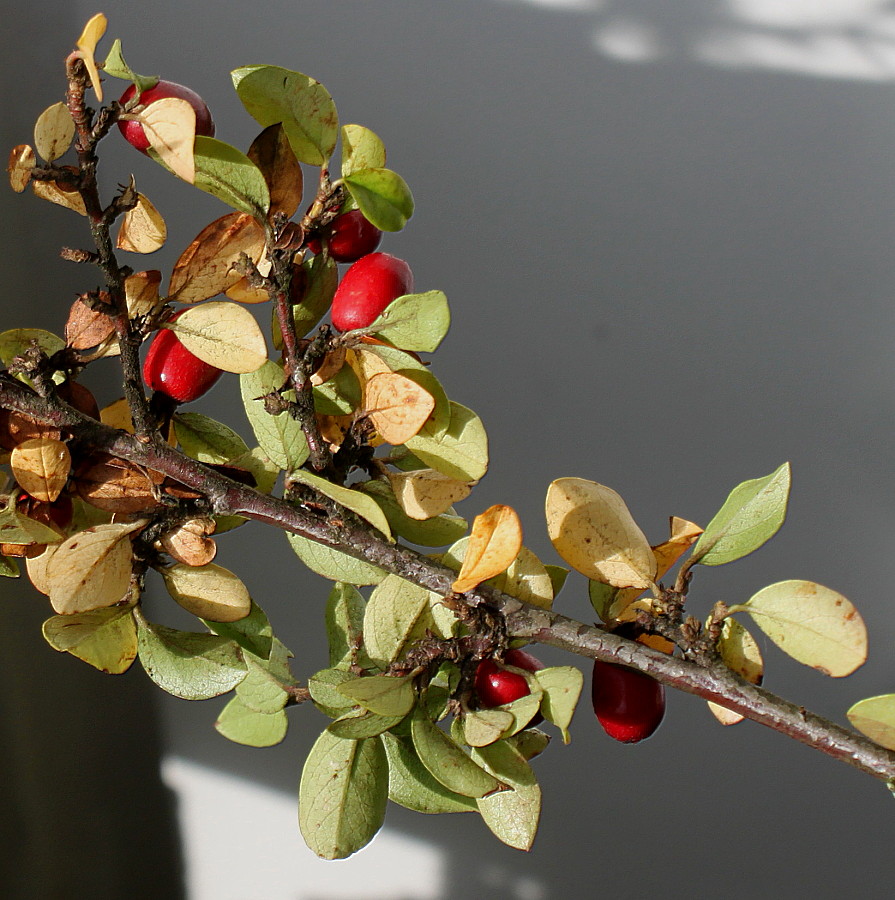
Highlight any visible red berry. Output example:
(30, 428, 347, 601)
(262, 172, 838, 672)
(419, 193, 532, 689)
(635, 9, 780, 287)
(475, 648, 544, 708)
(308, 210, 383, 263)
(118, 80, 215, 153)
(330, 252, 413, 332)
(143, 312, 222, 404)
(591, 659, 665, 744)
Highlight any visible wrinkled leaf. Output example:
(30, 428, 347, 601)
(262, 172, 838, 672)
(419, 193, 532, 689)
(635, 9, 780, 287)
(364, 574, 441, 669)
(31, 179, 87, 216)
(546, 478, 656, 589)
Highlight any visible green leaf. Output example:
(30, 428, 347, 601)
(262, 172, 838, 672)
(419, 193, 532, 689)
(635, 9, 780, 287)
(215, 696, 288, 747)
(0, 506, 64, 545)
(232, 65, 338, 166)
(847, 695, 895, 751)
(340, 124, 386, 178)
(405, 401, 488, 483)
(544, 564, 569, 598)
(192, 135, 270, 218)
(534, 666, 584, 743)
(313, 363, 361, 415)
(299, 732, 388, 859)
(338, 673, 416, 717)
(135, 617, 247, 700)
(174, 412, 250, 464)
(363, 574, 440, 669)
(508, 728, 551, 761)
(691, 462, 791, 566)
(472, 740, 541, 851)
(204, 600, 273, 660)
(289, 468, 391, 538)
(358, 480, 467, 547)
(285, 532, 386, 585)
(410, 706, 503, 798)
(291, 253, 338, 340)
(234, 655, 291, 713)
(0, 328, 65, 368)
(729, 579, 866, 677)
(42, 606, 137, 674)
(309, 667, 358, 717)
(365, 291, 449, 353)
(382, 732, 476, 814)
(0, 554, 19, 577)
(101, 39, 159, 93)
(325, 582, 367, 669)
(327, 709, 406, 740)
(240, 360, 308, 470)
(343, 167, 413, 232)
(229, 446, 279, 494)
(588, 579, 620, 623)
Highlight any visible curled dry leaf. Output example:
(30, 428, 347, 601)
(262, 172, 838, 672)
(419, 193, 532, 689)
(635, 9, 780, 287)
(546, 478, 657, 590)
(33, 102, 75, 162)
(310, 348, 347, 387)
(168, 211, 266, 304)
(364, 372, 435, 445)
(65, 296, 116, 350)
(388, 468, 471, 520)
(159, 517, 217, 567)
(142, 97, 197, 183)
(74, 453, 165, 513)
(124, 270, 164, 319)
(162, 562, 252, 622)
(452, 504, 523, 594)
(224, 276, 269, 304)
(46, 521, 144, 615)
(32, 178, 87, 216)
(75, 12, 107, 100)
(10, 438, 71, 503)
(167, 301, 267, 374)
(8, 144, 36, 192)
(247, 123, 303, 217)
(117, 193, 167, 253)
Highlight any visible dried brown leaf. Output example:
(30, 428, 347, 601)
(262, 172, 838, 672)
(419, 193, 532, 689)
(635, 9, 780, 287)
(7, 144, 35, 192)
(74, 454, 165, 513)
(160, 517, 217, 567)
(65, 296, 116, 350)
(124, 270, 164, 319)
(247, 123, 303, 217)
(32, 178, 87, 216)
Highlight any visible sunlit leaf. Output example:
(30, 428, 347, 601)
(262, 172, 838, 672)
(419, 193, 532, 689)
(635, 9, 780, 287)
(10, 437, 71, 502)
(338, 673, 416, 717)
(691, 463, 790, 567)
(343, 167, 414, 232)
(162, 562, 251, 622)
(117, 193, 166, 253)
(364, 372, 435, 445)
(341, 124, 386, 177)
(143, 97, 196, 182)
(247, 123, 303, 217)
(160, 517, 217, 567)
(328, 709, 406, 740)
(167, 300, 267, 374)
(534, 666, 584, 743)
(325, 582, 366, 670)
(33, 102, 74, 162)
(847, 695, 895, 751)
(365, 291, 449, 353)
(289, 468, 391, 538)
(286, 531, 386, 585)
(546, 478, 656, 589)
(364, 574, 441, 668)
(729, 579, 866, 677)
(173, 412, 249, 464)
(75, 13, 107, 100)
(31, 179, 87, 216)
(216, 696, 288, 747)
(387, 469, 471, 521)
(42, 605, 137, 674)
(452, 505, 522, 594)
(101, 39, 159, 93)
(405, 401, 488, 483)
(192, 135, 270, 217)
(8, 144, 35, 192)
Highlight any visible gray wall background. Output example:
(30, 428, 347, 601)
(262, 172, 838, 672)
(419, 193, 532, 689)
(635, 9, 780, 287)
(3, 1, 895, 896)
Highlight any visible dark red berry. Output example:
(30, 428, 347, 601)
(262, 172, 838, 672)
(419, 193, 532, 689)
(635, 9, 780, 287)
(330, 252, 413, 332)
(143, 312, 222, 404)
(475, 648, 545, 708)
(308, 210, 383, 263)
(118, 80, 215, 154)
(591, 659, 665, 744)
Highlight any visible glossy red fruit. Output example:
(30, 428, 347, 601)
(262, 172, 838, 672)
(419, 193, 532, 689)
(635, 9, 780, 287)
(143, 312, 222, 404)
(475, 648, 545, 708)
(591, 659, 665, 744)
(330, 252, 413, 332)
(118, 80, 215, 153)
(308, 210, 383, 263)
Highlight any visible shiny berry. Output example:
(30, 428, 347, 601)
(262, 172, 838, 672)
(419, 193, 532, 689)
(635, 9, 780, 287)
(308, 210, 383, 263)
(591, 659, 665, 744)
(143, 312, 222, 404)
(475, 648, 545, 708)
(330, 252, 413, 332)
(118, 80, 215, 153)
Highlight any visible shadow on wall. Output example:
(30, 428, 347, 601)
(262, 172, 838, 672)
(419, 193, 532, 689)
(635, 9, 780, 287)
(494, 0, 895, 78)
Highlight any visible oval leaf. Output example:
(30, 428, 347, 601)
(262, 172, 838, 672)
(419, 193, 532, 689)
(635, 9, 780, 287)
(289, 468, 391, 538)
(168, 300, 267, 374)
(34, 102, 74, 162)
(338, 673, 416, 717)
(286, 531, 386, 585)
(163, 562, 252, 622)
(546, 478, 657, 589)
(193, 135, 270, 217)
(847, 695, 895, 751)
(10, 437, 71, 502)
(367, 291, 450, 353)
(143, 97, 196, 182)
(8, 144, 36, 192)
(691, 462, 790, 567)
(405, 401, 488, 483)
(247, 123, 303, 217)
(299, 731, 388, 859)
(42, 606, 137, 674)
(452, 505, 523, 594)
(732, 579, 866, 677)
(364, 574, 440, 668)
(117, 192, 167, 253)
(364, 372, 435, 445)
(341, 124, 386, 177)
(343, 167, 414, 232)
(216, 696, 287, 747)
(387, 469, 471, 521)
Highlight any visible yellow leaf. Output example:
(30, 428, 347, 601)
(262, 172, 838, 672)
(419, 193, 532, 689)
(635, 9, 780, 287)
(75, 13, 107, 100)
(162, 562, 251, 622)
(26, 543, 61, 595)
(124, 270, 164, 318)
(46, 522, 144, 614)
(33, 102, 74, 162)
(142, 97, 196, 183)
(706, 618, 763, 726)
(847, 695, 895, 751)
(733, 580, 866, 677)
(388, 468, 472, 520)
(708, 702, 744, 726)
(117, 193, 167, 253)
(168, 301, 267, 374)
(32, 179, 87, 216)
(653, 516, 703, 579)
(10, 437, 71, 503)
(546, 478, 657, 590)
(452, 504, 523, 594)
(7, 144, 35, 192)
(364, 372, 435, 445)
